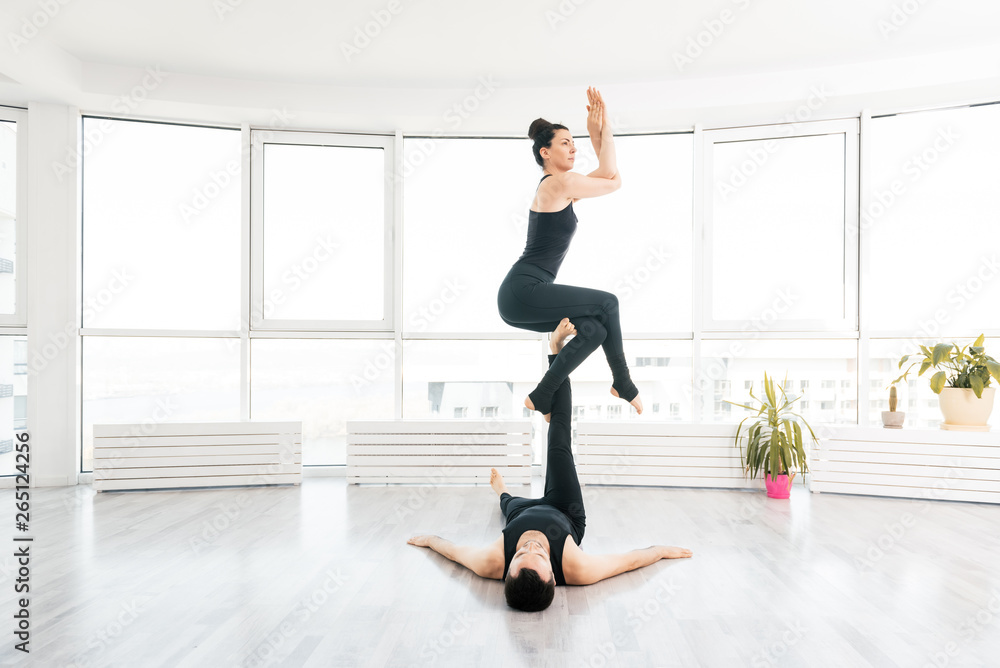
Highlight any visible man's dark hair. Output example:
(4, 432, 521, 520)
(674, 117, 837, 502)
(504, 568, 555, 612)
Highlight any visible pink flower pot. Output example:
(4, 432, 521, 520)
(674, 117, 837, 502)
(764, 473, 794, 499)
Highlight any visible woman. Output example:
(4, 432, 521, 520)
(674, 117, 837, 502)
(497, 87, 642, 421)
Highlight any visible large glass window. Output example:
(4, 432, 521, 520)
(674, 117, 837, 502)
(402, 134, 693, 334)
(402, 138, 539, 334)
(250, 339, 394, 466)
(82, 119, 241, 331)
(558, 134, 694, 334)
(251, 132, 393, 330)
(867, 103, 1000, 334)
(82, 337, 241, 471)
(704, 120, 859, 331)
(0, 120, 18, 317)
(700, 338, 858, 425)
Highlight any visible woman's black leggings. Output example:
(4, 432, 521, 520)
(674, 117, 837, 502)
(497, 261, 626, 410)
(500, 355, 586, 542)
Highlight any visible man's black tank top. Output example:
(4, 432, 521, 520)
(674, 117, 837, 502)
(514, 174, 578, 277)
(502, 505, 580, 586)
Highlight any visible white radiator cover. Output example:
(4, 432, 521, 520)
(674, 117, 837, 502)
(810, 426, 1000, 504)
(346, 419, 533, 484)
(575, 421, 765, 490)
(92, 421, 302, 491)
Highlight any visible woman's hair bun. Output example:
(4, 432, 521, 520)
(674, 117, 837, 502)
(528, 118, 553, 141)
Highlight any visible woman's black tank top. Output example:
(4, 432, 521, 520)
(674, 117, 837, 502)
(514, 174, 578, 277)
(502, 505, 577, 586)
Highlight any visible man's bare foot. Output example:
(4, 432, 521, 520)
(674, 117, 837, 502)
(549, 317, 576, 355)
(490, 467, 509, 496)
(524, 396, 552, 423)
(610, 387, 643, 415)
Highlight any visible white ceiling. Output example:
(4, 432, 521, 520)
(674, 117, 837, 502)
(1, 0, 998, 131)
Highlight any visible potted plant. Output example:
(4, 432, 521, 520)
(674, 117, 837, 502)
(725, 372, 818, 499)
(893, 334, 1000, 430)
(881, 384, 905, 428)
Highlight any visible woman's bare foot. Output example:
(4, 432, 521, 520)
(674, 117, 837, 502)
(549, 317, 576, 355)
(490, 467, 509, 496)
(610, 387, 643, 415)
(524, 396, 552, 423)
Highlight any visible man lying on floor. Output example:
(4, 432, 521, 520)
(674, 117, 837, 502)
(407, 319, 692, 612)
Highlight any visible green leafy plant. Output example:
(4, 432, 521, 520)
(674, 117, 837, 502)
(724, 372, 817, 484)
(893, 334, 1000, 398)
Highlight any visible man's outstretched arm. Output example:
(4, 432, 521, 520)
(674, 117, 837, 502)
(407, 534, 505, 580)
(562, 543, 692, 586)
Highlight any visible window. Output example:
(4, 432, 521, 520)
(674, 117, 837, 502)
(82, 337, 240, 471)
(0, 115, 24, 324)
(250, 339, 394, 465)
(82, 119, 241, 330)
(251, 131, 393, 330)
(800, 380, 809, 390)
(481, 406, 498, 418)
(573, 406, 586, 418)
(700, 339, 857, 423)
(607, 405, 621, 418)
(453, 407, 468, 418)
(403, 134, 693, 334)
(703, 119, 858, 331)
(867, 104, 1000, 333)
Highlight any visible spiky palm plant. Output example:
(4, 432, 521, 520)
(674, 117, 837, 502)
(724, 372, 817, 484)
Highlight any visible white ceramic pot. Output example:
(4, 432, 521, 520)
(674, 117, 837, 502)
(938, 387, 996, 426)
(881, 411, 905, 428)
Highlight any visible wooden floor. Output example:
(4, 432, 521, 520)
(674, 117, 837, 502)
(1, 478, 999, 667)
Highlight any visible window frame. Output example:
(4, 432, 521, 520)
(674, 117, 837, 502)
(0, 107, 27, 327)
(249, 130, 395, 332)
(701, 118, 859, 333)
